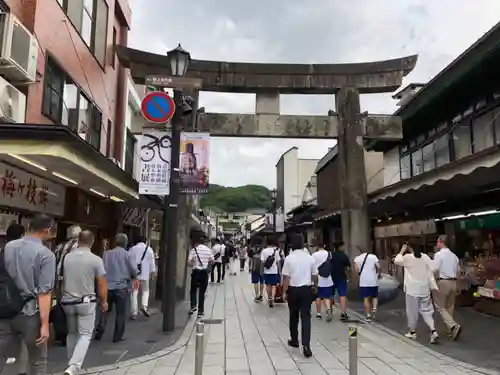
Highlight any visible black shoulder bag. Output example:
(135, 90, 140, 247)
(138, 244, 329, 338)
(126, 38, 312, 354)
(194, 246, 212, 273)
(137, 242, 149, 273)
(358, 253, 369, 276)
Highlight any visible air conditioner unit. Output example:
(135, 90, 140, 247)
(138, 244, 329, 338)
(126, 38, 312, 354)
(0, 13, 38, 84)
(0, 75, 26, 122)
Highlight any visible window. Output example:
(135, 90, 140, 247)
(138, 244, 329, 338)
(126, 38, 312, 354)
(494, 107, 500, 144)
(88, 105, 102, 150)
(42, 57, 103, 151)
(472, 111, 494, 153)
(411, 148, 423, 176)
(42, 59, 64, 123)
(111, 27, 117, 68)
(400, 154, 411, 180)
(452, 122, 472, 160)
(422, 142, 435, 172)
(63, 78, 79, 131)
(78, 94, 90, 140)
(106, 120, 112, 157)
(81, 0, 93, 46)
(435, 134, 450, 167)
(125, 129, 136, 175)
(63, 0, 108, 67)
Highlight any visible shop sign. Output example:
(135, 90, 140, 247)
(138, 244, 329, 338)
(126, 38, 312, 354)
(0, 162, 66, 216)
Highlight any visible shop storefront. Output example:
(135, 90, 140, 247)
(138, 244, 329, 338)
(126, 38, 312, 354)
(441, 212, 500, 315)
(0, 160, 66, 248)
(374, 219, 439, 281)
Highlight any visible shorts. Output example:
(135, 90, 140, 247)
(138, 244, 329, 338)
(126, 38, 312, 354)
(251, 272, 263, 284)
(333, 280, 348, 297)
(263, 273, 280, 285)
(316, 286, 334, 299)
(359, 286, 379, 299)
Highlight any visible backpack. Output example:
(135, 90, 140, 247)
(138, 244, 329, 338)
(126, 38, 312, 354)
(263, 248, 277, 269)
(252, 249, 262, 272)
(0, 247, 29, 319)
(317, 252, 332, 278)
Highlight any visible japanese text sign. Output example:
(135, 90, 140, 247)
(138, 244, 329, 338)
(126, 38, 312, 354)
(0, 162, 66, 216)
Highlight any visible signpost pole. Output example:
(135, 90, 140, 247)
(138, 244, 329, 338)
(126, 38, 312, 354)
(162, 88, 183, 332)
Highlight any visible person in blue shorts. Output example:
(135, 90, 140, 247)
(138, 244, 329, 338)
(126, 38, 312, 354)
(250, 238, 265, 302)
(354, 249, 380, 321)
(260, 237, 282, 307)
(330, 241, 351, 321)
(312, 241, 334, 321)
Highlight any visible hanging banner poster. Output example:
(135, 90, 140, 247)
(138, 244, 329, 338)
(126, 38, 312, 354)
(179, 132, 210, 194)
(139, 131, 171, 195)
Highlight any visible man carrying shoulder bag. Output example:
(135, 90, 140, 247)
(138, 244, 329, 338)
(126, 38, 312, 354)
(188, 231, 214, 318)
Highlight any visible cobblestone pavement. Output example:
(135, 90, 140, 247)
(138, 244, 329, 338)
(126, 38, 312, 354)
(87, 272, 499, 375)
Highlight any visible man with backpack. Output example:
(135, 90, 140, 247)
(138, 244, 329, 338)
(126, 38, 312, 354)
(330, 241, 351, 321)
(312, 241, 334, 321)
(0, 214, 56, 375)
(260, 237, 282, 307)
(250, 238, 265, 302)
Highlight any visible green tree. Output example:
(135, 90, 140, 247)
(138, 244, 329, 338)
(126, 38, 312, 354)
(200, 184, 272, 212)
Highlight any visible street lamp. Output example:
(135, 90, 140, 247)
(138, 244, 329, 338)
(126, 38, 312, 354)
(167, 44, 191, 77)
(271, 188, 277, 234)
(160, 43, 191, 333)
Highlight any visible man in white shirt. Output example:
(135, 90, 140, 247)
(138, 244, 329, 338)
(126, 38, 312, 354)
(260, 237, 282, 308)
(129, 236, 156, 319)
(210, 239, 223, 283)
(394, 243, 439, 343)
(433, 235, 462, 340)
(312, 242, 333, 321)
(188, 231, 214, 318)
(354, 250, 380, 321)
(282, 233, 318, 358)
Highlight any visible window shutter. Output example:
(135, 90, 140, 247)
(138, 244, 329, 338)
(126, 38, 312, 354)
(66, 0, 84, 33)
(94, 0, 108, 66)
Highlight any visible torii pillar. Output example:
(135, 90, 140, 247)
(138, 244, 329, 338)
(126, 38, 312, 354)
(336, 88, 369, 255)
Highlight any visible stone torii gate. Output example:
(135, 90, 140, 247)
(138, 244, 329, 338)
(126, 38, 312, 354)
(117, 46, 417, 255)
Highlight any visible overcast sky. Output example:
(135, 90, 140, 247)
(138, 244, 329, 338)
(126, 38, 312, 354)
(129, 0, 500, 189)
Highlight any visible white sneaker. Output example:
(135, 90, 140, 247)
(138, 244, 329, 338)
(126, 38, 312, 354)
(64, 365, 77, 375)
(430, 331, 439, 344)
(405, 331, 417, 340)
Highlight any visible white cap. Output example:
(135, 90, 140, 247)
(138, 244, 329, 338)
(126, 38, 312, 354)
(67, 225, 82, 239)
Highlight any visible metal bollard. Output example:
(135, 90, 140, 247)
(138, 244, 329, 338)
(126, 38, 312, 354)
(348, 325, 358, 375)
(194, 321, 205, 375)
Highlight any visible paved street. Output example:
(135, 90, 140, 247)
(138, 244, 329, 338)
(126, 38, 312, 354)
(82, 272, 499, 375)
(350, 293, 500, 372)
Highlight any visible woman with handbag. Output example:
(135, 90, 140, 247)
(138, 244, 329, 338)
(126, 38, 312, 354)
(188, 231, 214, 318)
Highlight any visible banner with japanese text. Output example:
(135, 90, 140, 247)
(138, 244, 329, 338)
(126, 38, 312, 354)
(139, 131, 171, 196)
(179, 132, 210, 195)
(0, 162, 66, 216)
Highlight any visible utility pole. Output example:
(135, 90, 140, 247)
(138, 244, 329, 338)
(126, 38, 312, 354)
(161, 88, 182, 332)
(271, 188, 277, 236)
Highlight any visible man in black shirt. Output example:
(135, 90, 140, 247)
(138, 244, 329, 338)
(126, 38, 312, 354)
(330, 241, 351, 321)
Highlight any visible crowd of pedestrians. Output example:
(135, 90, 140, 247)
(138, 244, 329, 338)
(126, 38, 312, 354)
(0, 213, 464, 372)
(196, 231, 463, 358)
(0, 214, 157, 375)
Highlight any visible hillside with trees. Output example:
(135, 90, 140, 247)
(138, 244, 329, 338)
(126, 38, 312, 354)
(200, 184, 272, 213)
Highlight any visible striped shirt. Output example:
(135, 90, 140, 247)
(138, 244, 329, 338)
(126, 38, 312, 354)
(189, 244, 214, 270)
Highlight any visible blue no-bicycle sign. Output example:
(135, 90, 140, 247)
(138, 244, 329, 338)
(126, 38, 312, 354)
(141, 91, 176, 124)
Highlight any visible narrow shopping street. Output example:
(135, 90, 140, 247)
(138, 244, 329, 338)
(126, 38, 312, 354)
(85, 273, 499, 375)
